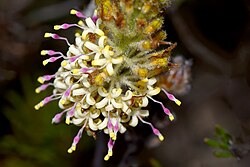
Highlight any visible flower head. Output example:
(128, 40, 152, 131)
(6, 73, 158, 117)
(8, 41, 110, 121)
(36, 0, 180, 161)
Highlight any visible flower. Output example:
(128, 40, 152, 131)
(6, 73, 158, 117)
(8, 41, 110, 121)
(36, 1, 180, 161)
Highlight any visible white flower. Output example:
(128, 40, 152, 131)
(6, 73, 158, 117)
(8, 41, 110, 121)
(95, 87, 123, 111)
(84, 37, 123, 76)
(82, 18, 104, 39)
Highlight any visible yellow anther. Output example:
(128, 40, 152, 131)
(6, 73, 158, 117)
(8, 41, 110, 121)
(39, 102, 44, 107)
(71, 146, 76, 151)
(151, 58, 167, 66)
(72, 69, 80, 74)
(169, 114, 174, 121)
(34, 104, 40, 110)
(109, 132, 115, 138)
(61, 60, 68, 67)
(158, 135, 164, 141)
(138, 68, 148, 78)
(142, 4, 151, 14)
(60, 99, 66, 105)
(43, 60, 49, 66)
(44, 33, 51, 38)
(104, 155, 110, 161)
(144, 26, 154, 35)
(54, 25, 61, 30)
(108, 151, 113, 156)
(35, 88, 41, 94)
(95, 74, 104, 86)
(65, 118, 70, 125)
(78, 20, 84, 26)
(76, 103, 81, 111)
(70, 9, 78, 15)
(112, 135, 117, 141)
(151, 19, 162, 29)
(175, 99, 181, 106)
(67, 148, 73, 153)
(142, 40, 151, 50)
(141, 78, 148, 82)
(40, 50, 47, 55)
(137, 80, 147, 87)
(37, 77, 44, 84)
(75, 32, 80, 37)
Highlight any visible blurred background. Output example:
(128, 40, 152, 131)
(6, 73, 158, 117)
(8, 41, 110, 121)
(0, 0, 249, 166)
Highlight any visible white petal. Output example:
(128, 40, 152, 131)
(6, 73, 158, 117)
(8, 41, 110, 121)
(69, 45, 81, 56)
(111, 88, 122, 98)
(81, 102, 90, 109)
(86, 93, 96, 105)
(102, 46, 111, 58)
(139, 110, 149, 117)
(95, 98, 109, 109)
(74, 106, 85, 117)
(82, 29, 92, 39)
(84, 41, 99, 52)
(92, 58, 107, 66)
(105, 104, 114, 111)
(54, 80, 67, 89)
(98, 118, 108, 130)
(94, 52, 102, 60)
(148, 77, 157, 85)
(129, 115, 138, 127)
(119, 123, 127, 133)
(106, 62, 114, 76)
(65, 76, 73, 86)
(101, 109, 108, 117)
(75, 36, 83, 49)
(122, 90, 133, 101)
(72, 88, 87, 96)
(71, 83, 80, 90)
(88, 118, 98, 131)
(147, 87, 161, 96)
(82, 78, 90, 88)
(110, 118, 117, 126)
(104, 128, 109, 134)
(122, 102, 129, 112)
(78, 59, 88, 68)
(58, 101, 66, 109)
(90, 109, 101, 119)
(140, 97, 149, 107)
(98, 87, 108, 97)
(111, 57, 123, 64)
(96, 19, 102, 28)
(126, 109, 132, 115)
(72, 118, 84, 125)
(94, 29, 105, 36)
(98, 36, 107, 48)
(111, 99, 123, 108)
(86, 17, 96, 29)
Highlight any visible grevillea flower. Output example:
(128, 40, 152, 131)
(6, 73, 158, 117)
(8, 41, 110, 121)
(35, 0, 180, 161)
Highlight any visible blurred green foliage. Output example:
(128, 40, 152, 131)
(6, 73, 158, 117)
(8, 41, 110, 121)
(0, 75, 85, 167)
(204, 125, 234, 158)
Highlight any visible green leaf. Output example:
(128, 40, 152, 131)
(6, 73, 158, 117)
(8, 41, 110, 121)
(204, 138, 220, 148)
(213, 151, 233, 158)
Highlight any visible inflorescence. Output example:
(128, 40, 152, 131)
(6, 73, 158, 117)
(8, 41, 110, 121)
(35, 4, 180, 161)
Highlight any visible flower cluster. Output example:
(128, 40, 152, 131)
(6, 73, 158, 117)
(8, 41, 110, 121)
(35, 4, 180, 161)
(158, 55, 192, 95)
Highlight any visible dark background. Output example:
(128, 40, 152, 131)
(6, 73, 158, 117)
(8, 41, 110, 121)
(0, 0, 250, 166)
